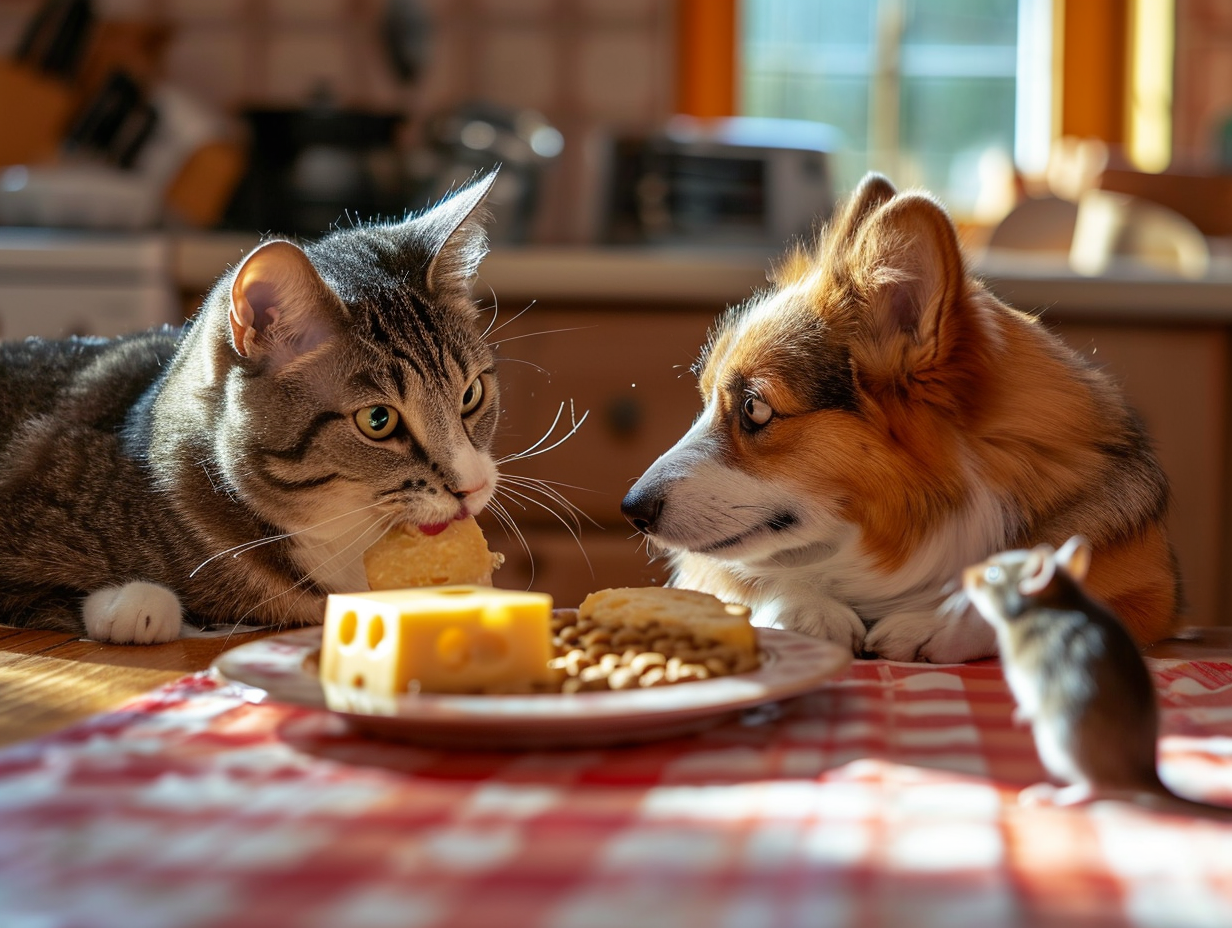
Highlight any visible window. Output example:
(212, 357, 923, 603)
(740, 0, 1052, 217)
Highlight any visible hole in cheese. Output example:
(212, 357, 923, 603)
(338, 611, 358, 646)
(436, 626, 470, 670)
(470, 629, 508, 665)
(367, 615, 385, 650)
(351, 673, 365, 688)
(320, 587, 557, 694)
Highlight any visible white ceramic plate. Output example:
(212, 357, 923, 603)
(211, 625, 852, 749)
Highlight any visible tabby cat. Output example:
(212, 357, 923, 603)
(0, 172, 502, 643)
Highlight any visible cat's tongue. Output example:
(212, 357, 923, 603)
(418, 522, 450, 536)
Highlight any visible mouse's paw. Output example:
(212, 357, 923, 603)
(1019, 782, 1096, 808)
(1018, 783, 1061, 807)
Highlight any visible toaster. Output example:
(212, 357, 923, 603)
(604, 115, 839, 247)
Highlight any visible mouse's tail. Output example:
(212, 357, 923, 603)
(1134, 789, 1232, 822)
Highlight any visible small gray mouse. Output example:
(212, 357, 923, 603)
(962, 535, 1231, 818)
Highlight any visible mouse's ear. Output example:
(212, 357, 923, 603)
(1018, 545, 1056, 596)
(1055, 535, 1092, 582)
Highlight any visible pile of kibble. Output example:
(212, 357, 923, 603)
(542, 609, 762, 693)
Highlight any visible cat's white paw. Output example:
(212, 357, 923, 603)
(864, 608, 996, 662)
(83, 582, 183, 644)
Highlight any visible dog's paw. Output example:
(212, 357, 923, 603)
(83, 582, 183, 644)
(864, 608, 997, 662)
(758, 597, 866, 654)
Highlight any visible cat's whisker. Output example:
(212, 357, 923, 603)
(190, 532, 296, 576)
(500, 473, 597, 495)
(498, 474, 598, 529)
(189, 500, 390, 577)
(494, 356, 550, 376)
(484, 501, 540, 591)
(485, 501, 533, 562)
(493, 485, 597, 585)
(246, 510, 395, 627)
(496, 401, 569, 462)
(497, 402, 590, 465)
(495, 484, 588, 544)
(495, 480, 585, 532)
(483, 299, 536, 341)
(490, 322, 594, 347)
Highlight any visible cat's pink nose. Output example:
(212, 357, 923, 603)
(449, 483, 486, 501)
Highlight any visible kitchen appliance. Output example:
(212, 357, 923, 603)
(413, 101, 563, 244)
(0, 228, 174, 339)
(223, 105, 407, 238)
(604, 115, 839, 248)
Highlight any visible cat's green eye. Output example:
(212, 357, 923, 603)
(356, 405, 399, 440)
(460, 376, 485, 416)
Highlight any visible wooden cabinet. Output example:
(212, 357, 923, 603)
(477, 294, 1232, 629)
(479, 303, 720, 606)
(1048, 321, 1230, 629)
(172, 239, 1232, 625)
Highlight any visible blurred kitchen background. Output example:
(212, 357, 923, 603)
(6, 0, 1232, 626)
(4, 0, 1232, 292)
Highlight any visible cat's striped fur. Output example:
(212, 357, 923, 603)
(0, 173, 503, 642)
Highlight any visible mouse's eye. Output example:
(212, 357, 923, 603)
(985, 565, 1003, 584)
(460, 376, 484, 417)
(741, 394, 773, 429)
(356, 405, 399, 440)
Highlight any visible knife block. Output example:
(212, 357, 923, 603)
(0, 61, 76, 167)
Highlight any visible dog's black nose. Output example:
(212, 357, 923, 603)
(621, 487, 663, 535)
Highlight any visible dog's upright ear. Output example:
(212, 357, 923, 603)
(826, 172, 898, 259)
(846, 190, 969, 392)
(772, 172, 897, 287)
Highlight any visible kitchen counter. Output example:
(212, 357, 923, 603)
(171, 232, 1232, 319)
(4, 226, 1231, 316)
(7, 228, 1232, 627)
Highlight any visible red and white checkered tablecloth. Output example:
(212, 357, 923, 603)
(2, 657, 1231, 928)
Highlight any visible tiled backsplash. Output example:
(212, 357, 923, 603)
(0, 0, 676, 243)
(1173, 0, 1232, 170)
(3, 0, 1231, 240)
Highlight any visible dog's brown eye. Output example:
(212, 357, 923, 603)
(742, 395, 773, 427)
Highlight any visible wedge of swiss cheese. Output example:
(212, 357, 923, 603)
(320, 586, 556, 695)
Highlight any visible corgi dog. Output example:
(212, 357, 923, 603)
(622, 173, 1180, 662)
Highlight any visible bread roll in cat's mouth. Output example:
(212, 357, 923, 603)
(364, 517, 505, 590)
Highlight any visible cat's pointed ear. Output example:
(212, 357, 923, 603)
(418, 170, 499, 297)
(1018, 545, 1058, 597)
(848, 191, 967, 382)
(230, 241, 343, 362)
(1055, 535, 1092, 582)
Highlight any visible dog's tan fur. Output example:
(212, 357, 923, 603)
(622, 174, 1179, 661)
